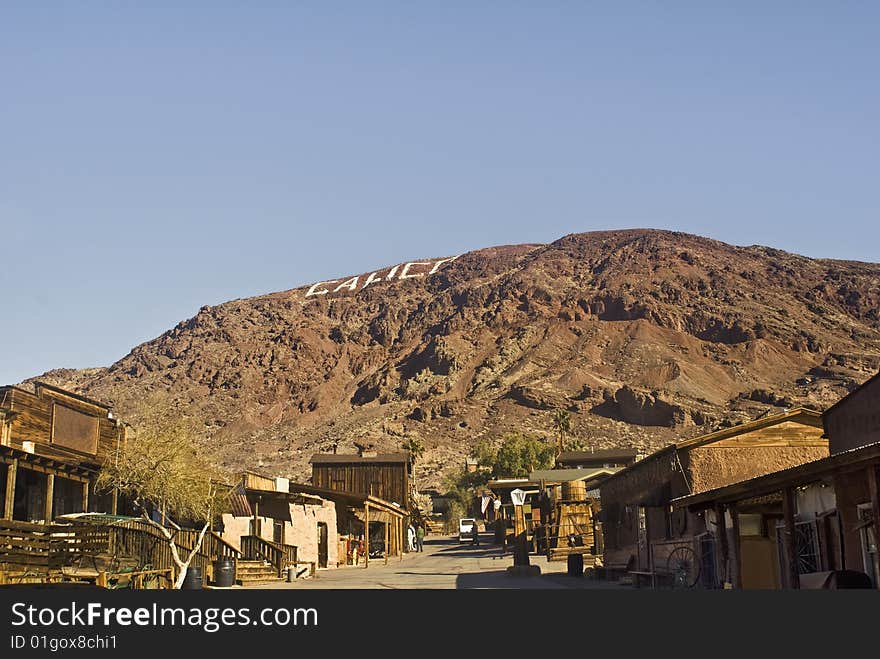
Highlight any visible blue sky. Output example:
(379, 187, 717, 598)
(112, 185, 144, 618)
(1, 3, 878, 384)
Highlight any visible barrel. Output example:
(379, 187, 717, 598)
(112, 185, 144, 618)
(213, 559, 235, 588)
(562, 480, 587, 501)
(567, 553, 584, 577)
(181, 566, 203, 590)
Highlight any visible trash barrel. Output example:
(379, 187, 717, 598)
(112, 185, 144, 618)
(213, 559, 235, 588)
(567, 553, 584, 577)
(287, 565, 297, 582)
(181, 566, 203, 590)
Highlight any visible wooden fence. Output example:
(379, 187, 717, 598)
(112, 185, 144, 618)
(0, 518, 241, 586)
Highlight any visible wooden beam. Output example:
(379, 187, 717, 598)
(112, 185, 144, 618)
(730, 503, 742, 589)
(782, 487, 799, 589)
(364, 503, 370, 569)
(716, 504, 729, 587)
(3, 459, 17, 520)
(44, 474, 54, 523)
(81, 481, 89, 513)
(384, 520, 389, 565)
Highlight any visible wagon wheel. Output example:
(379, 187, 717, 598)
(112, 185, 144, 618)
(666, 545, 700, 589)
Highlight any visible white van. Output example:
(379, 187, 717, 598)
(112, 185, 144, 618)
(458, 518, 476, 542)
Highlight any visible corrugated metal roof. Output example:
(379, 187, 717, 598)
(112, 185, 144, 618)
(309, 452, 410, 464)
(556, 449, 638, 463)
(529, 467, 621, 482)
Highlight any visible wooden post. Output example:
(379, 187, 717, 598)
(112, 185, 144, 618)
(715, 504, 729, 587)
(384, 520, 389, 565)
(399, 518, 404, 560)
(4, 458, 17, 520)
(730, 503, 742, 589)
(252, 497, 259, 538)
(111, 488, 118, 515)
(81, 481, 89, 513)
(645, 507, 655, 588)
(364, 503, 370, 568)
(782, 487, 800, 589)
(44, 474, 54, 523)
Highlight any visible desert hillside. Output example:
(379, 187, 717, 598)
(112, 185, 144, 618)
(31, 229, 880, 489)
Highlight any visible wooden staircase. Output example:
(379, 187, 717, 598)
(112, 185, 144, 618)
(235, 560, 280, 585)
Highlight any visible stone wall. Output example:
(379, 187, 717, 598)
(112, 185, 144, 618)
(220, 498, 339, 569)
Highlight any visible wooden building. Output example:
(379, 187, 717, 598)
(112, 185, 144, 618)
(673, 373, 880, 589)
(1, 382, 124, 524)
(598, 408, 828, 586)
(310, 451, 412, 511)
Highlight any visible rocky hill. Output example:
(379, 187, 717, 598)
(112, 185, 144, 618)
(31, 229, 880, 489)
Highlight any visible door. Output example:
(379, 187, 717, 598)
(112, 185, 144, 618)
(317, 522, 328, 569)
(273, 519, 285, 545)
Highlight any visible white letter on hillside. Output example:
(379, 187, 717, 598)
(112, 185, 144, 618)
(333, 276, 360, 293)
(363, 272, 383, 287)
(385, 264, 400, 280)
(400, 262, 431, 279)
(429, 255, 460, 274)
(305, 280, 340, 297)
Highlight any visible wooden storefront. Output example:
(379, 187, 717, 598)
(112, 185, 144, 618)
(598, 408, 829, 586)
(310, 452, 412, 512)
(1, 383, 124, 524)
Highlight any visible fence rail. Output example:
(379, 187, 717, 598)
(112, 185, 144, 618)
(0, 518, 241, 586)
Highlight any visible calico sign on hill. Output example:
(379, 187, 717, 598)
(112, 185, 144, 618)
(304, 256, 459, 298)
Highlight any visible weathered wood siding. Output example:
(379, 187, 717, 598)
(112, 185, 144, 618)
(312, 463, 409, 509)
(824, 374, 880, 455)
(1, 386, 121, 467)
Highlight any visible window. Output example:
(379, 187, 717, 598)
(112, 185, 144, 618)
(857, 504, 878, 587)
(776, 519, 822, 577)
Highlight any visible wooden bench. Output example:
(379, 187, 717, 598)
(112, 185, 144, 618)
(628, 570, 656, 588)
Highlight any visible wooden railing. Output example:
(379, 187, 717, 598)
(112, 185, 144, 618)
(240, 535, 297, 578)
(109, 521, 241, 578)
(0, 519, 241, 586)
(0, 519, 110, 570)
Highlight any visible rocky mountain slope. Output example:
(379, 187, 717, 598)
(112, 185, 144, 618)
(32, 229, 880, 489)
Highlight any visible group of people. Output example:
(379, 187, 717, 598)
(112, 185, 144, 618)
(407, 522, 426, 552)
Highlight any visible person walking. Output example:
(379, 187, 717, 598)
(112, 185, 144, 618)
(407, 523, 416, 552)
(471, 519, 480, 546)
(415, 523, 425, 552)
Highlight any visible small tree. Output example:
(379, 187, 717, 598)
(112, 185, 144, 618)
(493, 432, 555, 478)
(96, 410, 230, 589)
(402, 436, 425, 465)
(551, 409, 573, 454)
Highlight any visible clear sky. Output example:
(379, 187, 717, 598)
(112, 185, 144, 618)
(1, 3, 878, 385)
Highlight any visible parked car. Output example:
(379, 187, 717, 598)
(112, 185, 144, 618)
(458, 518, 476, 542)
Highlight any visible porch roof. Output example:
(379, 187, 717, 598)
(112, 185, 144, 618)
(0, 445, 96, 482)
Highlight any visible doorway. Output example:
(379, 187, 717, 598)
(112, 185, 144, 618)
(317, 522, 328, 568)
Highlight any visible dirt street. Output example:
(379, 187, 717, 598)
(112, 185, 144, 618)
(255, 532, 625, 590)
